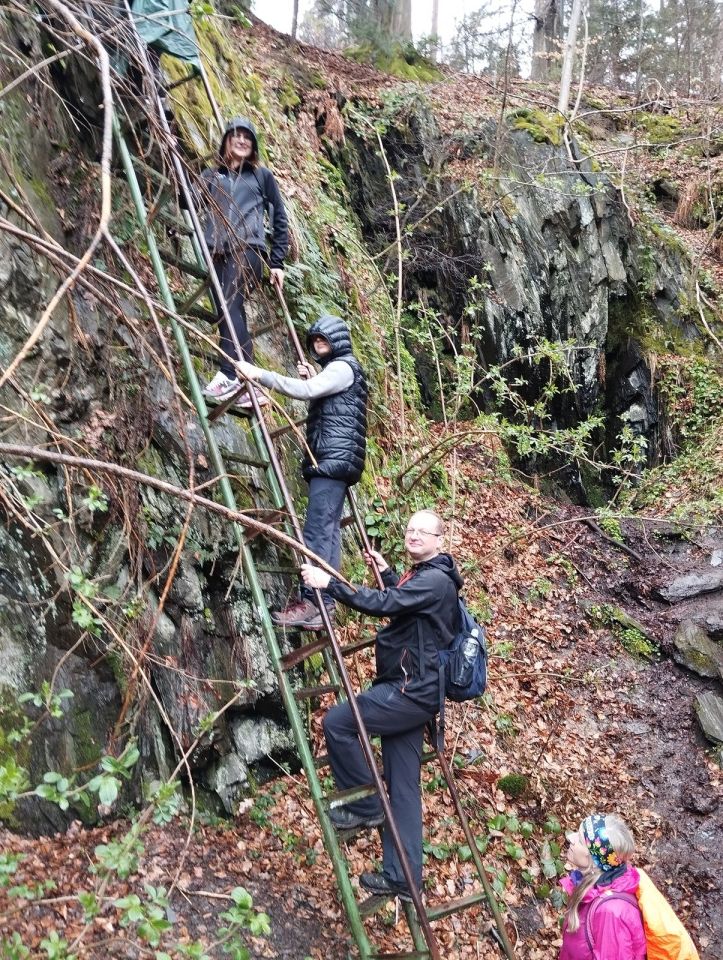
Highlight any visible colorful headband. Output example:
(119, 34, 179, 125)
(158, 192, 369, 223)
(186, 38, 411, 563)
(582, 814, 621, 871)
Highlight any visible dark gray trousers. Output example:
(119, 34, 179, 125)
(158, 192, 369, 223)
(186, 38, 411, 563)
(323, 681, 435, 891)
(301, 476, 347, 608)
(211, 248, 263, 375)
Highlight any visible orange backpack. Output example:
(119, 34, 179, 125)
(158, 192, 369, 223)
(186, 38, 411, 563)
(585, 868, 700, 960)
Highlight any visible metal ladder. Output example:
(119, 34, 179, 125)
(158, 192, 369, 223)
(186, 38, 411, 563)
(111, 22, 515, 960)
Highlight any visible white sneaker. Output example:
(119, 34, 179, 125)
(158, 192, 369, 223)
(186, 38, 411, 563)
(203, 371, 240, 400)
(237, 386, 270, 409)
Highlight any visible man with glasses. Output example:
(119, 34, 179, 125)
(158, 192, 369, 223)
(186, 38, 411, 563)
(301, 509, 463, 902)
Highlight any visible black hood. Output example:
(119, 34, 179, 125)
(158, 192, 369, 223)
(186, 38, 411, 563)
(306, 314, 353, 366)
(218, 116, 258, 161)
(416, 552, 464, 590)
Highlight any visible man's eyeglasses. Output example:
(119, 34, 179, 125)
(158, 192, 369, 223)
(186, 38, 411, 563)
(405, 528, 443, 538)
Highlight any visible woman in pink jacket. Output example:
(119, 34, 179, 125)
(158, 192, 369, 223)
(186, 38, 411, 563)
(559, 813, 646, 960)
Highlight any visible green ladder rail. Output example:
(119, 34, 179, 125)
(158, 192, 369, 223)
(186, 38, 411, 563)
(113, 71, 439, 960)
(115, 21, 516, 960)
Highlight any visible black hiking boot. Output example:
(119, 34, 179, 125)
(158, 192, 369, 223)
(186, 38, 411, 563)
(359, 871, 413, 903)
(329, 807, 384, 831)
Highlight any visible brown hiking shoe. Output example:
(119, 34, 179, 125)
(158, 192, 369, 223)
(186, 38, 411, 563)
(271, 599, 333, 631)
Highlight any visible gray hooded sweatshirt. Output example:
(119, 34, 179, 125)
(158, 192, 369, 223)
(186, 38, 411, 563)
(201, 116, 288, 267)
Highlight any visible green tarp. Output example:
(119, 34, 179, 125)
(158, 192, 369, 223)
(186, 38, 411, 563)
(130, 0, 201, 70)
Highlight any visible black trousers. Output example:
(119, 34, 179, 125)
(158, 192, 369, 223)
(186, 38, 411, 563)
(301, 477, 347, 608)
(211, 248, 264, 376)
(323, 681, 435, 891)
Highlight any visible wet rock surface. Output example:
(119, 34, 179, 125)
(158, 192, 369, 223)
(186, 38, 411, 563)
(658, 570, 723, 603)
(342, 103, 693, 462)
(695, 692, 723, 758)
(672, 620, 723, 679)
(0, 70, 295, 827)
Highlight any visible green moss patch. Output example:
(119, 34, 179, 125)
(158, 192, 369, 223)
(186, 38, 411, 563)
(637, 112, 683, 145)
(507, 108, 565, 146)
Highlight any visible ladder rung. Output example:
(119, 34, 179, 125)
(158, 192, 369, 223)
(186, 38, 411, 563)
(179, 279, 211, 312)
(325, 783, 377, 809)
(279, 635, 329, 671)
(314, 752, 330, 769)
(369, 953, 431, 959)
(243, 510, 286, 543)
(293, 683, 340, 700)
(206, 392, 252, 423)
(188, 305, 217, 324)
(155, 205, 195, 236)
(420, 751, 436, 764)
(359, 893, 393, 917)
(158, 247, 208, 280)
(268, 417, 307, 440)
(340, 514, 356, 529)
(339, 635, 375, 656)
(254, 564, 298, 575)
(221, 448, 270, 469)
(165, 71, 197, 91)
(426, 889, 487, 921)
(131, 156, 171, 188)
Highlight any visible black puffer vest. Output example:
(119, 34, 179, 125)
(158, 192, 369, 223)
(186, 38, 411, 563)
(302, 314, 367, 485)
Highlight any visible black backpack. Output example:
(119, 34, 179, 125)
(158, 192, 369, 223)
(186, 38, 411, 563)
(435, 598, 488, 749)
(439, 599, 488, 701)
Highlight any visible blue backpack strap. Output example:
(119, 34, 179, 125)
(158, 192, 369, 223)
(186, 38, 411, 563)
(584, 890, 641, 953)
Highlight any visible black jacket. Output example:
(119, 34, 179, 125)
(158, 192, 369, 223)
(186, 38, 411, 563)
(201, 117, 288, 268)
(303, 314, 367, 485)
(326, 553, 463, 710)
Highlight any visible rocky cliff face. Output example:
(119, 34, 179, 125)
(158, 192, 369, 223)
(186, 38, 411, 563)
(0, 11, 702, 830)
(339, 101, 693, 469)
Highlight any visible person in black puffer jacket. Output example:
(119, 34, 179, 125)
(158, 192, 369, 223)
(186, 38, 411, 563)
(198, 116, 288, 405)
(236, 313, 367, 630)
(300, 509, 463, 902)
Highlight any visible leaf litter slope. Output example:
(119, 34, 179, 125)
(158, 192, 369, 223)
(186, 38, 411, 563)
(2, 443, 720, 958)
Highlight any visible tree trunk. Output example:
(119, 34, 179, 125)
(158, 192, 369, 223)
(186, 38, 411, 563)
(392, 0, 412, 41)
(291, 0, 299, 38)
(558, 0, 583, 114)
(431, 0, 439, 60)
(531, 0, 560, 80)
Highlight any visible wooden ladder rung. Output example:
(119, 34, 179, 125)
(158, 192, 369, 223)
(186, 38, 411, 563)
(324, 783, 377, 809)
(340, 635, 375, 656)
(268, 417, 307, 440)
(221, 448, 270, 470)
(250, 315, 284, 338)
(206, 390, 251, 423)
(425, 889, 487, 921)
(131, 156, 171, 187)
(155, 205, 194, 236)
(293, 683, 340, 700)
(279, 635, 330, 671)
(158, 246, 208, 280)
(359, 893, 394, 917)
(179, 279, 211, 313)
(243, 510, 286, 543)
(187, 305, 217, 324)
